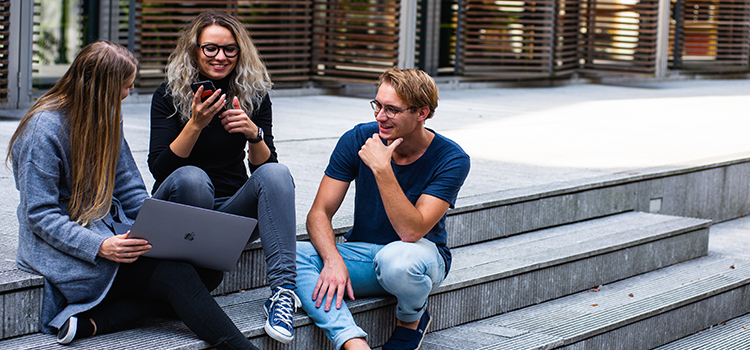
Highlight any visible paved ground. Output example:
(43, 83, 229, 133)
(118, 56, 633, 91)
(710, 216, 750, 260)
(0, 78, 749, 264)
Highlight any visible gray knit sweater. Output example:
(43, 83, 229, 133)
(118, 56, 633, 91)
(11, 109, 148, 333)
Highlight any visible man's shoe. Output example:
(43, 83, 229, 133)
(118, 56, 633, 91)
(263, 287, 301, 344)
(57, 316, 78, 345)
(382, 309, 432, 350)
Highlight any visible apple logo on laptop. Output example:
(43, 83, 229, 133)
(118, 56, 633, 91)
(184, 232, 196, 241)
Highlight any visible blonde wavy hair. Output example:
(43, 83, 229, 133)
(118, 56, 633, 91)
(7, 41, 137, 226)
(166, 11, 271, 123)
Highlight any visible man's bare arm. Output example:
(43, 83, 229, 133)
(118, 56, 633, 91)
(306, 175, 355, 311)
(358, 134, 451, 242)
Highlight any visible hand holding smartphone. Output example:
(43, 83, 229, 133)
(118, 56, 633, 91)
(191, 80, 227, 116)
(191, 80, 217, 102)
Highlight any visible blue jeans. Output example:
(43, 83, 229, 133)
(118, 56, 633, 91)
(296, 239, 446, 350)
(153, 164, 296, 289)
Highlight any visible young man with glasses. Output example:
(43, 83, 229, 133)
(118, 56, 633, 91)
(296, 68, 471, 350)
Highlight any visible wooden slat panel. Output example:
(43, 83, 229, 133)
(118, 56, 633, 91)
(128, 0, 749, 87)
(669, 0, 750, 70)
(135, 0, 312, 88)
(237, 1, 312, 83)
(458, 0, 556, 77)
(579, 0, 659, 74)
(135, 1, 230, 88)
(311, 0, 400, 82)
(552, 0, 582, 75)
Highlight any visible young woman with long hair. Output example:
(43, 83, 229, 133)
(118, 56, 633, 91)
(8, 41, 259, 350)
(149, 11, 298, 344)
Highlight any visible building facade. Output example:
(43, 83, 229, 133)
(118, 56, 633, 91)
(0, 0, 748, 109)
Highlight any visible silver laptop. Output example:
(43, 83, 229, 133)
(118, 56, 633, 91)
(127, 198, 257, 272)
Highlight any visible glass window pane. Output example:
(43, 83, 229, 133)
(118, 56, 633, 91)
(33, 0, 85, 93)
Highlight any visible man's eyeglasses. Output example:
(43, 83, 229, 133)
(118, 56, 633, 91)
(370, 100, 415, 119)
(199, 44, 240, 58)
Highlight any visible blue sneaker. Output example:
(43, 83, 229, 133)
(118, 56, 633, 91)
(263, 287, 301, 344)
(382, 308, 432, 350)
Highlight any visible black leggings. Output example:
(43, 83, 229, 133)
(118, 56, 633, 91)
(81, 257, 255, 349)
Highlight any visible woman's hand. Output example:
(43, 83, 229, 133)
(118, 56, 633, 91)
(219, 96, 259, 139)
(98, 231, 151, 263)
(170, 86, 226, 158)
(190, 86, 226, 129)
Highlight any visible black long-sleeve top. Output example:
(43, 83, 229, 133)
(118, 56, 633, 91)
(148, 78, 277, 198)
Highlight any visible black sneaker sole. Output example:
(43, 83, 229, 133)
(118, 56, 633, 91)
(57, 316, 78, 345)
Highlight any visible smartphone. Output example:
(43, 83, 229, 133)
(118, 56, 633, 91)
(191, 80, 217, 102)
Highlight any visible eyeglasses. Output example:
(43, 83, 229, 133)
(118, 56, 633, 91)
(199, 43, 240, 58)
(370, 100, 415, 119)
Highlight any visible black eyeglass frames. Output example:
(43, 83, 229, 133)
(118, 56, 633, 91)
(369, 100, 416, 119)
(199, 44, 240, 58)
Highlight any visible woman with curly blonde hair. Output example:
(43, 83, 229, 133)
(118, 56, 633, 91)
(149, 10, 299, 345)
(8, 41, 259, 350)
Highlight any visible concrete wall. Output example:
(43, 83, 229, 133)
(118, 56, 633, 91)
(446, 158, 750, 248)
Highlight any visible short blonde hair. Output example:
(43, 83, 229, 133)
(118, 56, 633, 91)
(377, 68, 439, 119)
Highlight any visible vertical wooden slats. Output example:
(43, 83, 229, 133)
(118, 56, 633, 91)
(580, 0, 660, 74)
(135, 0, 312, 88)
(670, 0, 750, 70)
(237, 1, 313, 84)
(444, 0, 460, 74)
(15, 1, 750, 95)
(118, 0, 132, 47)
(123, 0, 750, 85)
(554, 0, 584, 74)
(0, 1, 8, 102)
(136, 1, 227, 87)
(457, 0, 556, 77)
(311, 0, 400, 82)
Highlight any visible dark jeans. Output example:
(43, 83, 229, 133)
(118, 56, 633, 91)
(82, 257, 255, 349)
(152, 163, 297, 289)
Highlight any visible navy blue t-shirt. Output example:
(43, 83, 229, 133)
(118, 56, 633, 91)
(325, 121, 471, 273)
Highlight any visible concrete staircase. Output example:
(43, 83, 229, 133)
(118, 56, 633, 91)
(655, 312, 750, 350)
(1, 157, 750, 349)
(420, 254, 750, 349)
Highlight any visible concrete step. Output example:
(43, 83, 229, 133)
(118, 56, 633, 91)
(0, 240, 266, 341)
(0, 171, 646, 340)
(0, 263, 43, 339)
(6, 145, 746, 341)
(420, 254, 750, 350)
(654, 312, 750, 350)
(424, 211, 710, 332)
(2, 163, 703, 341)
(0, 211, 710, 348)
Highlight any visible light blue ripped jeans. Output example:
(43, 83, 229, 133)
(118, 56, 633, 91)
(296, 239, 446, 350)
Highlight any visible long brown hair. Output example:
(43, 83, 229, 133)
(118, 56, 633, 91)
(7, 41, 137, 226)
(166, 10, 271, 123)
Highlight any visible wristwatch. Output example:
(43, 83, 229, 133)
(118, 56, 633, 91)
(247, 127, 264, 144)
